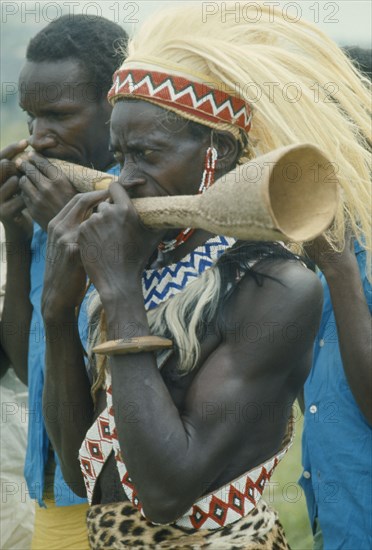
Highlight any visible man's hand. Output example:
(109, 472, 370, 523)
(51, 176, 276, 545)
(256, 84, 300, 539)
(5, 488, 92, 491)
(0, 140, 32, 240)
(0, 141, 34, 385)
(16, 152, 77, 231)
(303, 229, 355, 276)
(41, 190, 108, 322)
(77, 181, 166, 305)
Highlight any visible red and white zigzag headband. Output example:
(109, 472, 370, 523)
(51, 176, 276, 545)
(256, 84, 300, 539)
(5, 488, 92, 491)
(108, 68, 252, 133)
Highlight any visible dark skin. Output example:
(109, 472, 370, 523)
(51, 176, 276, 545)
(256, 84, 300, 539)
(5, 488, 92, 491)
(42, 100, 323, 523)
(304, 233, 372, 425)
(0, 59, 115, 384)
(0, 343, 11, 380)
(0, 141, 32, 385)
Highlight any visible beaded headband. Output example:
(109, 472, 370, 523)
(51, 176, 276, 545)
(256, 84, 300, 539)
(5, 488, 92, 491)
(107, 68, 252, 134)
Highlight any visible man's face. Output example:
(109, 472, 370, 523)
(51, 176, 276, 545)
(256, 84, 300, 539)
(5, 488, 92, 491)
(110, 100, 210, 199)
(18, 59, 113, 170)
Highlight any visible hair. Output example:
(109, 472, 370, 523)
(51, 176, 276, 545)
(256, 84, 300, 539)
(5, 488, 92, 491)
(26, 14, 128, 99)
(343, 46, 372, 80)
(89, 4, 371, 397)
(121, 4, 371, 259)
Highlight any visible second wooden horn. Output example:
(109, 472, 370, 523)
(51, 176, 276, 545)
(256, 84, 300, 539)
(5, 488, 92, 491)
(17, 143, 339, 242)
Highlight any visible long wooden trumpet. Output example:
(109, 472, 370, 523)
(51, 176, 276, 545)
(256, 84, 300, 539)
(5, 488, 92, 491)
(16, 143, 338, 242)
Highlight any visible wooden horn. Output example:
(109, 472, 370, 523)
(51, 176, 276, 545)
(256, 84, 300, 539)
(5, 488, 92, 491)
(15, 143, 338, 242)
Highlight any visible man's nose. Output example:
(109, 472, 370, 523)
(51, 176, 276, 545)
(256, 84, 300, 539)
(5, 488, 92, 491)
(119, 161, 146, 192)
(28, 118, 58, 152)
(121, 159, 138, 181)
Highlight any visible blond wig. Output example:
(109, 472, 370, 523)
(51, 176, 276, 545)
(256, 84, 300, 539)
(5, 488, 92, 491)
(90, 3, 371, 396)
(116, 2, 371, 258)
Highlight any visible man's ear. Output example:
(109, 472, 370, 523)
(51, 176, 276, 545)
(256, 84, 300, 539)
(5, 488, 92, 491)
(214, 131, 240, 176)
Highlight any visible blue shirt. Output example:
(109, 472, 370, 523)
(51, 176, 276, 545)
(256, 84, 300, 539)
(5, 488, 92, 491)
(24, 165, 120, 507)
(300, 241, 372, 549)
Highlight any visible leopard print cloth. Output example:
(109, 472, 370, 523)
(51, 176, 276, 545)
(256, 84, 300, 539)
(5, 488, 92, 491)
(86, 498, 291, 549)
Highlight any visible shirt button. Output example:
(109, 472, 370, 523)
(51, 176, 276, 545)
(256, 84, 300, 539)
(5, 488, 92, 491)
(303, 470, 311, 479)
(319, 339, 325, 347)
(309, 405, 317, 414)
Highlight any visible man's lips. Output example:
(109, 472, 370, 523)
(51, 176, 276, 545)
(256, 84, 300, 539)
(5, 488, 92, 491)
(119, 179, 149, 199)
(27, 140, 81, 164)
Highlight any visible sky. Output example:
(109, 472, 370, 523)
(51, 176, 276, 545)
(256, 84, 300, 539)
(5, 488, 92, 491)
(1, 1, 371, 82)
(1, 1, 371, 46)
(1, 0, 371, 136)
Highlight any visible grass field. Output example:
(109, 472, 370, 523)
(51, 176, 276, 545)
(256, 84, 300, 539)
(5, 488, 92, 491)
(263, 409, 313, 549)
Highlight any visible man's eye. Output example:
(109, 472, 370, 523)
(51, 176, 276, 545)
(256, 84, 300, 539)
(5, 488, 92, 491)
(136, 149, 154, 158)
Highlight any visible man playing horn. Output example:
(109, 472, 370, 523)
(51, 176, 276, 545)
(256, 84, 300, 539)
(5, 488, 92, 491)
(0, 14, 127, 549)
(40, 4, 370, 548)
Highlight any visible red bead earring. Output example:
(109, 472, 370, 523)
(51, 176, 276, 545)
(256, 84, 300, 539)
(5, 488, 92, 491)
(159, 142, 218, 254)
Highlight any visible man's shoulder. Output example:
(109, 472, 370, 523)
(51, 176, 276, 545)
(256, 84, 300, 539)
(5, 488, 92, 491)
(221, 259, 323, 372)
(229, 258, 322, 318)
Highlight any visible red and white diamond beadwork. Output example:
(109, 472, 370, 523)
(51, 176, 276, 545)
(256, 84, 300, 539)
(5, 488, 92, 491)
(108, 69, 252, 133)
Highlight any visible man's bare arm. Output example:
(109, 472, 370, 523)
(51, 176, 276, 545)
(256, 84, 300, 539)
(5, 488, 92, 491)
(0, 141, 33, 384)
(105, 262, 322, 524)
(43, 310, 93, 497)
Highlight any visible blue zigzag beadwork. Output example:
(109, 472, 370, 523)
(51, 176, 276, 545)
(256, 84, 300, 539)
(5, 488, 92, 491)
(143, 235, 236, 311)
